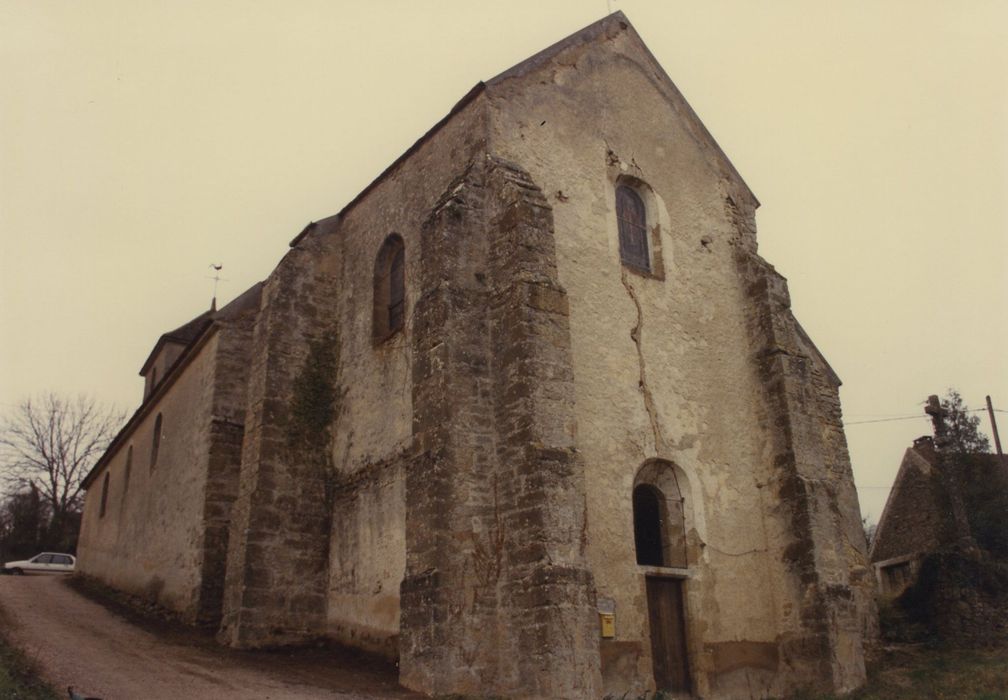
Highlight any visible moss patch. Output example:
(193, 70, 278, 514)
(287, 331, 343, 508)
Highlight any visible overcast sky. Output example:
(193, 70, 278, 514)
(2, 0, 1005, 522)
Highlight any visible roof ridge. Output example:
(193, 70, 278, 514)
(486, 11, 628, 86)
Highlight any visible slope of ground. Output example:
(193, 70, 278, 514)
(0, 575, 414, 700)
(788, 645, 1008, 700)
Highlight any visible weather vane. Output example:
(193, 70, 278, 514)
(208, 263, 226, 310)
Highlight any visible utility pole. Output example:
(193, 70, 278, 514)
(987, 395, 1003, 457)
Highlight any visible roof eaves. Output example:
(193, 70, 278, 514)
(84, 319, 219, 489)
(138, 309, 215, 376)
(869, 446, 918, 562)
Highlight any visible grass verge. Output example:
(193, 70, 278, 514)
(791, 644, 1008, 700)
(0, 631, 60, 700)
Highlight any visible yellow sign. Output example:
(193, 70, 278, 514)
(599, 612, 615, 638)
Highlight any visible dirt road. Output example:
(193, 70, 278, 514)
(0, 575, 416, 700)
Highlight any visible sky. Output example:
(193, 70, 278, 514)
(1, 0, 1005, 523)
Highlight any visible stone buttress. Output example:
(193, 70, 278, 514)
(218, 235, 341, 648)
(399, 155, 602, 698)
(731, 196, 874, 694)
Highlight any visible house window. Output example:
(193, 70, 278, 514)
(617, 185, 650, 271)
(99, 472, 110, 518)
(151, 413, 163, 467)
(373, 234, 406, 342)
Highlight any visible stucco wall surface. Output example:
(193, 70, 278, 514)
(319, 97, 490, 654)
(486, 17, 871, 697)
(78, 14, 876, 698)
(327, 461, 404, 657)
(219, 97, 488, 650)
(327, 96, 490, 473)
(143, 341, 186, 401)
(79, 332, 221, 619)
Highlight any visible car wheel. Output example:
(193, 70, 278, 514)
(11, 568, 23, 576)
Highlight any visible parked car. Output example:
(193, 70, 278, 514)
(2, 552, 75, 575)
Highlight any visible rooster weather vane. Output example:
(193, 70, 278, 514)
(209, 263, 226, 310)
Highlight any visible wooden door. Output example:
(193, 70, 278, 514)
(646, 576, 691, 693)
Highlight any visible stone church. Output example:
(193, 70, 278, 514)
(78, 13, 876, 698)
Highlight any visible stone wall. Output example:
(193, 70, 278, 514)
(83, 14, 875, 698)
(319, 93, 490, 658)
(399, 155, 601, 698)
(736, 251, 873, 694)
(903, 550, 1008, 645)
(218, 237, 340, 647)
(79, 330, 222, 621)
(484, 13, 874, 697)
(487, 26, 776, 699)
(195, 309, 256, 625)
(871, 445, 954, 564)
(327, 457, 405, 658)
(220, 93, 490, 652)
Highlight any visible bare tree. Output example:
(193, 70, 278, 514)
(0, 393, 123, 533)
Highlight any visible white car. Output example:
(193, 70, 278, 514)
(2, 552, 76, 575)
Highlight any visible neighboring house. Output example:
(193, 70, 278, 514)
(870, 434, 1008, 597)
(77, 13, 875, 699)
(869, 436, 956, 596)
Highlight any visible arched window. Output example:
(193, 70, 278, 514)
(99, 472, 110, 518)
(373, 234, 406, 342)
(633, 484, 665, 566)
(151, 413, 163, 467)
(616, 184, 650, 271)
(123, 445, 133, 496)
(634, 460, 692, 694)
(633, 461, 688, 568)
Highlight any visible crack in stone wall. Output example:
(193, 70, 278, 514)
(619, 268, 665, 456)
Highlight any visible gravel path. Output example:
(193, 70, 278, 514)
(0, 575, 415, 700)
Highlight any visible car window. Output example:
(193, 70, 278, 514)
(34, 554, 53, 564)
(54, 555, 71, 565)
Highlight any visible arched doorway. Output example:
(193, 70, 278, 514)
(633, 462, 691, 694)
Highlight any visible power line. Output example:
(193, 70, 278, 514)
(844, 415, 926, 426)
(845, 407, 1000, 426)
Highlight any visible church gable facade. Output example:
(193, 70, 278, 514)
(78, 13, 874, 698)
